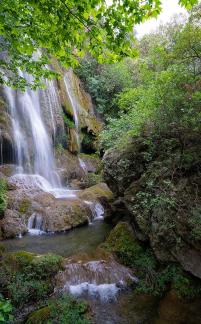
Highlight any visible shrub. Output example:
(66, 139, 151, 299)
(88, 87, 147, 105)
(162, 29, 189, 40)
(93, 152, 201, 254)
(0, 294, 13, 323)
(26, 296, 90, 324)
(0, 179, 7, 217)
(0, 252, 63, 307)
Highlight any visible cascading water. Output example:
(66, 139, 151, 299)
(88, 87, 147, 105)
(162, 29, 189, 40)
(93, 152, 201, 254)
(64, 71, 80, 149)
(4, 72, 76, 199)
(64, 70, 87, 172)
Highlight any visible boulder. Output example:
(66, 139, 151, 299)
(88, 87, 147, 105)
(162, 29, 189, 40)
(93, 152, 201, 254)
(78, 183, 113, 202)
(1, 209, 27, 238)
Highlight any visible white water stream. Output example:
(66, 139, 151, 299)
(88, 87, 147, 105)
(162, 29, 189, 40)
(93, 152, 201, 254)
(4, 72, 76, 199)
(64, 70, 87, 172)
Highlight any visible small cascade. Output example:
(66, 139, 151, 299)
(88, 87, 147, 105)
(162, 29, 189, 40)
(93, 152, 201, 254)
(41, 79, 63, 142)
(28, 212, 44, 235)
(84, 201, 104, 223)
(78, 158, 87, 173)
(64, 70, 87, 172)
(57, 258, 138, 302)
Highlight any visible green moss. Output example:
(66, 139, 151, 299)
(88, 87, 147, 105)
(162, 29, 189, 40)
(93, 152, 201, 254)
(103, 222, 143, 267)
(3, 251, 36, 270)
(18, 199, 31, 214)
(63, 113, 75, 129)
(26, 306, 51, 324)
(31, 254, 63, 279)
(79, 183, 113, 201)
(103, 223, 201, 298)
(0, 252, 63, 307)
(86, 172, 103, 187)
(26, 296, 90, 324)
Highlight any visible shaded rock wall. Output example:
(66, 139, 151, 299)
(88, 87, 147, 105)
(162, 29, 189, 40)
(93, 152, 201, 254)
(103, 131, 201, 279)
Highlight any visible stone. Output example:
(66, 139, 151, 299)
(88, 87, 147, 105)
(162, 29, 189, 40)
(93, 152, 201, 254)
(1, 209, 27, 238)
(78, 183, 113, 202)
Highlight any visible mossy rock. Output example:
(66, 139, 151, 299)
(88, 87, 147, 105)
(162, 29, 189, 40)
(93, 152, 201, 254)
(26, 306, 51, 324)
(31, 254, 63, 278)
(102, 222, 143, 267)
(78, 182, 113, 201)
(18, 198, 31, 214)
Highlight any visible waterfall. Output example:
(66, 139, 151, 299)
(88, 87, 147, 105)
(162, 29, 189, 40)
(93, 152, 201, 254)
(4, 72, 78, 198)
(4, 73, 60, 186)
(42, 79, 62, 142)
(28, 212, 44, 235)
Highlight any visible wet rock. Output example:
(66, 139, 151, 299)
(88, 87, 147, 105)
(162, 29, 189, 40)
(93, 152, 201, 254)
(0, 164, 15, 177)
(55, 149, 85, 184)
(1, 209, 27, 238)
(79, 154, 102, 174)
(78, 183, 113, 219)
(35, 195, 91, 232)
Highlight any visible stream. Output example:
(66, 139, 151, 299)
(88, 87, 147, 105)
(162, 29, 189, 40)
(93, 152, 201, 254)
(3, 221, 201, 324)
(3, 221, 112, 256)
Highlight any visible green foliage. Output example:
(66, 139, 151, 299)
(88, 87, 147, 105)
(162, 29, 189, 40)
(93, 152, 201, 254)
(86, 172, 103, 187)
(0, 252, 63, 307)
(0, 179, 7, 217)
(3, 0, 197, 89)
(87, 4, 201, 150)
(63, 113, 75, 129)
(48, 295, 89, 324)
(26, 296, 90, 324)
(0, 294, 13, 323)
(7, 275, 51, 306)
(76, 58, 136, 117)
(188, 206, 201, 241)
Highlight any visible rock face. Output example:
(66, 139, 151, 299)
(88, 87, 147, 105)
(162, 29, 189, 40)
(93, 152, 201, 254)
(0, 91, 15, 165)
(103, 131, 201, 279)
(51, 63, 102, 153)
(55, 149, 86, 184)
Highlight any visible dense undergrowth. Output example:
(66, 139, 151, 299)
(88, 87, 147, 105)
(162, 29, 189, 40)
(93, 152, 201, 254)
(0, 249, 90, 323)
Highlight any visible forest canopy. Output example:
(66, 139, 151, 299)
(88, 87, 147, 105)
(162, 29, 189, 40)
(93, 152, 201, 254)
(0, 0, 198, 89)
(75, 3, 201, 149)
